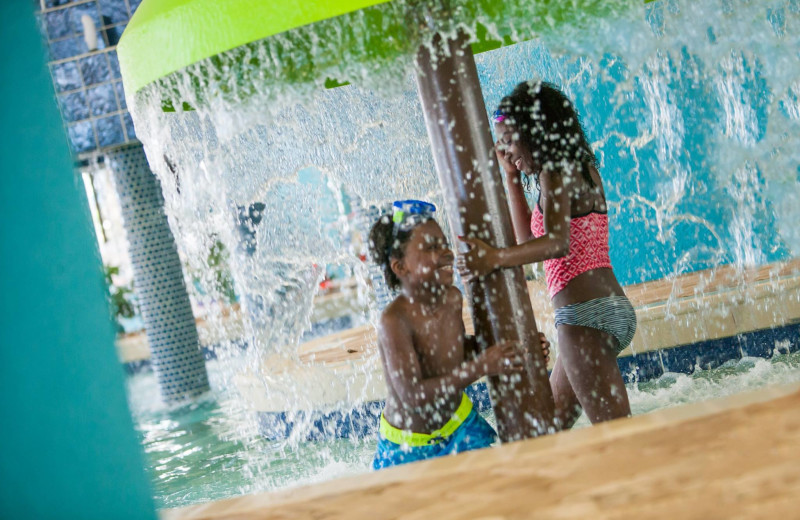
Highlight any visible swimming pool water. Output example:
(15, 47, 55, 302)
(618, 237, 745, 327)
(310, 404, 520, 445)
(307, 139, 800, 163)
(127, 351, 800, 510)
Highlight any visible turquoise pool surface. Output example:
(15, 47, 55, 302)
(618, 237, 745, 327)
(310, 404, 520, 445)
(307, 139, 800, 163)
(128, 351, 800, 510)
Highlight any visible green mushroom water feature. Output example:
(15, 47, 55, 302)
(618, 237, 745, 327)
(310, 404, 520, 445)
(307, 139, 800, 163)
(117, 0, 800, 507)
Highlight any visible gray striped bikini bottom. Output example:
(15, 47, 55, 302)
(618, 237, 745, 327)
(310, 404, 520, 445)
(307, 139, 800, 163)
(554, 295, 637, 355)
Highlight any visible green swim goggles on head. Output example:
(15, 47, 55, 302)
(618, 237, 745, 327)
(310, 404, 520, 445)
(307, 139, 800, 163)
(391, 199, 436, 237)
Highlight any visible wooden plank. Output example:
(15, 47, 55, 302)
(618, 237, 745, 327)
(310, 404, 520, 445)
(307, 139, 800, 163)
(624, 257, 800, 308)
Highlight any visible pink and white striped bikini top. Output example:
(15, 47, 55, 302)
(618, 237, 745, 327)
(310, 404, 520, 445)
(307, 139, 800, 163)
(530, 196, 612, 298)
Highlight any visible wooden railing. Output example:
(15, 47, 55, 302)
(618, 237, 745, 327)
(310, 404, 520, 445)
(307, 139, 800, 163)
(118, 258, 800, 365)
(298, 258, 800, 364)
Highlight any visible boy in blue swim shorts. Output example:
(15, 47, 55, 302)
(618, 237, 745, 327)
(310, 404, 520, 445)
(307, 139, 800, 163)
(372, 391, 499, 469)
(368, 201, 550, 470)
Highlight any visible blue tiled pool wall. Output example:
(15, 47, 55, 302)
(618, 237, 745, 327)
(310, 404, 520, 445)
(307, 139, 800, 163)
(618, 321, 800, 384)
(247, 322, 800, 441)
(36, 0, 143, 155)
(474, 28, 793, 288)
(254, 385, 493, 443)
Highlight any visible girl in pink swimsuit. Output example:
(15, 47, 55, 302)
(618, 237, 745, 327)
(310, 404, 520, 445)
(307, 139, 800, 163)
(458, 81, 636, 428)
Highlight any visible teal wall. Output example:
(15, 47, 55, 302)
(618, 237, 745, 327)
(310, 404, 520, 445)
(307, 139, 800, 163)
(0, 3, 156, 519)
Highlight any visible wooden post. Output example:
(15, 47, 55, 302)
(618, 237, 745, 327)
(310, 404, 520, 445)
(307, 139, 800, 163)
(414, 31, 555, 441)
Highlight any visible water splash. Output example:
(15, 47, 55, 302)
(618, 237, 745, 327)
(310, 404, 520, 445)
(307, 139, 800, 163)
(123, 0, 800, 505)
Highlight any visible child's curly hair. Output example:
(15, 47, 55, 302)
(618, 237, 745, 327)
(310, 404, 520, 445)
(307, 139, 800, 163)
(368, 213, 420, 291)
(497, 81, 598, 187)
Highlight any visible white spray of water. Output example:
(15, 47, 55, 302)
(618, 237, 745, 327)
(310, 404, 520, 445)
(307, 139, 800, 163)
(123, 0, 800, 506)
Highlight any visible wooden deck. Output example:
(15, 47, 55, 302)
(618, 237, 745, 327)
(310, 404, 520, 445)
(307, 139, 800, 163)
(163, 382, 800, 520)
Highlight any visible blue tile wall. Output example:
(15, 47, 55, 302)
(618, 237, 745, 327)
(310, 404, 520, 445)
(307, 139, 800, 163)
(67, 121, 96, 154)
(772, 324, 800, 354)
(58, 91, 89, 122)
(693, 339, 738, 371)
(79, 54, 111, 85)
(49, 36, 85, 60)
(68, 2, 102, 34)
(50, 61, 82, 92)
(620, 350, 664, 384)
(45, 0, 80, 8)
(44, 8, 72, 39)
(105, 24, 125, 46)
(123, 112, 136, 140)
(97, 114, 125, 147)
(86, 83, 118, 116)
(740, 330, 775, 358)
(257, 403, 383, 442)
(659, 345, 698, 374)
(108, 50, 121, 78)
(115, 81, 126, 109)
(98, 0, 129, 24)
(39, 0, 142, 155)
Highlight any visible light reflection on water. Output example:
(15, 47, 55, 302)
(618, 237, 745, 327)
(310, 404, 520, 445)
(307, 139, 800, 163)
(129, 351, 800, 510)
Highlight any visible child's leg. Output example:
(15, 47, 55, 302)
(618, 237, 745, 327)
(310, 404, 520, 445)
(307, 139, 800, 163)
(549, 356, 583, 430)
(557, 324, 631, 424)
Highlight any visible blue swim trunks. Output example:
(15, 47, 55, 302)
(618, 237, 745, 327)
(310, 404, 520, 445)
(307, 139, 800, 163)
(372, 393, 497, 470)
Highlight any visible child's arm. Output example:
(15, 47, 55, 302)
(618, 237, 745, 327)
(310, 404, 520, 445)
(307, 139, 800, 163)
(457, 170, 571, 281)
(466, 331, 550, 364)
(506, 171, 534, 244)
(378, 313, 522, 411)
(495, 142, 533, 244)
(462, 290, 550, 363)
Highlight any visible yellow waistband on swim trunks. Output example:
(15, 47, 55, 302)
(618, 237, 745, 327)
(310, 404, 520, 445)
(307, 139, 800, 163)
(379, 393, 473, 447)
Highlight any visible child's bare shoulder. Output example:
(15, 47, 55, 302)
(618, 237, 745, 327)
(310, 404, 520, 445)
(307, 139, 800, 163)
(446, 285, 464, 306)
(379, 297, 411, 332)
(447, 285, 463, 298)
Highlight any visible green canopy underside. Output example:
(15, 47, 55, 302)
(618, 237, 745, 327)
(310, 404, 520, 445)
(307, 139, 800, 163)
(118, 0, 398, 95)
(119, 0, 645, 106)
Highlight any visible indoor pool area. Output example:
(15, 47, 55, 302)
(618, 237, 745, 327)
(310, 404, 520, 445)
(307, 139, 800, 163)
(3, 0, 800, 519)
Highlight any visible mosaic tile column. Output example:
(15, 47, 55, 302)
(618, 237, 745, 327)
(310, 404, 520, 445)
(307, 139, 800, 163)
(107, 144, 209, 401)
